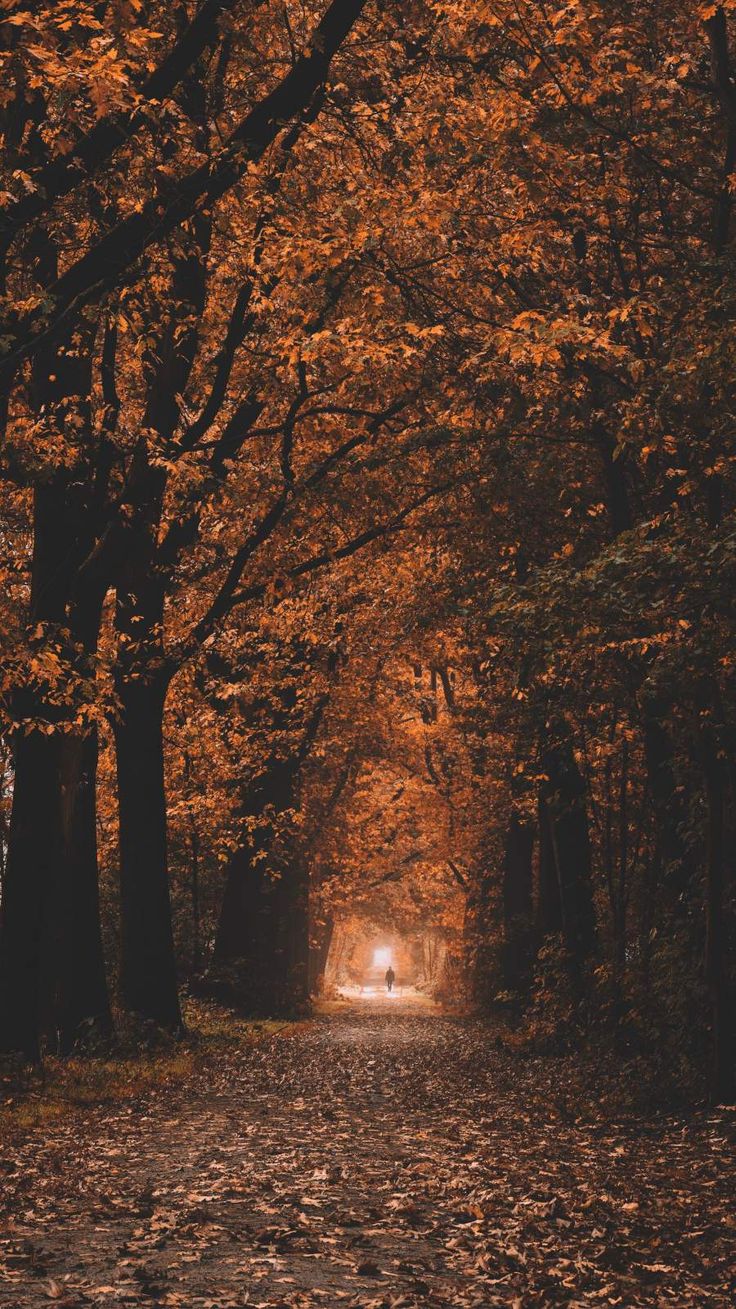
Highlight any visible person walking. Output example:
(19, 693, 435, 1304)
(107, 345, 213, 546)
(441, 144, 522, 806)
(385, 965, 395, 993)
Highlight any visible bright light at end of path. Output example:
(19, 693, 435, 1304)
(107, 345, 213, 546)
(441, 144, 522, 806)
(373, 947, 392, 968)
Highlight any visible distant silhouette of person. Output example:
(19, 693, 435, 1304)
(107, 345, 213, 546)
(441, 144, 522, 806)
(385, 966, 395, 993)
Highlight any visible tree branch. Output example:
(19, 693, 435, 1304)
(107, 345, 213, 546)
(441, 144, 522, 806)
(0, 0, 370, 390)
(232, 481, 449, 606)
(175, 480, 448, 671)
(0, 0, 246, 254)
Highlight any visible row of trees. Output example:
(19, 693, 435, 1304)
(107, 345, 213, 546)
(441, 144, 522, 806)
(0, 1, 734, 1099)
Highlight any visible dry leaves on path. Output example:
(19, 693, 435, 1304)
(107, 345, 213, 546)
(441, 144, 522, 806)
(1, 999, 734, 1308)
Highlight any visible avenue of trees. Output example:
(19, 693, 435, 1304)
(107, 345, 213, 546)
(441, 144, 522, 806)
(0, 0, 734, 1102)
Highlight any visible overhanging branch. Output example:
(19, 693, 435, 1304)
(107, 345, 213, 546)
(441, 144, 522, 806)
(0, 0, 370, 389)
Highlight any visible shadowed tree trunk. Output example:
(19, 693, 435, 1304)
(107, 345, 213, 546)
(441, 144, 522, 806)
(613, 737, 629, 989)
(595, 424, 633, 537)
(55, 729, 111, 1050)
(114, 669, 181, 1030)
(501, 811, 534, 995)
(278, 851, 311, 1011)
(540, 726, 597, 989)
(110, 450, 182, 1034)
(0, 203, 121, 1056)
(465, 864, 499, 1007)
(0, 474, 73, 1063)
(536, 793, 563, 939)
(642, 696, 694, 907)
(214, 852, 304, 1013)
(702, 743, 732, 1100)
(188, 810, 202, 976)
(211, 758, 310, 1015)
(109, 210, 211, 1031)
(0, 665, 109, 1059)
(0, 729, 64, 1058)
(0, 473, 111, 1056)
(309, 913, 334, 994)
(211, 800, 281, 1013)
(211, 683, 331, 1016)
(700, 708, 735, 1104)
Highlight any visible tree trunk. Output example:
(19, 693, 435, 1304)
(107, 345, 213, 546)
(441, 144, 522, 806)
(55, 729, 111, 1050)
(0, 730, 63, 1058)
(309, 913, 334, 994)
(188, 812, 202, 976)
(642, 697, 693, 905)
(536, 794, 562, 938)
(614, 738, 629, 988)
(275, 852, 310, 1012)
(466, 865, 498, 1007)
(0, 729, 109, 1058)
(501, 812, 534, 995)
(213, 840, 259, 966)
(211, 836, 275, 1010)
(114, 674, 181, 1029)
(595, 426, 633, 536)
(702, 727, 735, 1103)
(212, 819, 310, 1015)
(0, 483, 110, 1057)
(541, 727, 597, 988)
(211, 741, 313, 1015)
(1, 706, 111, 1062)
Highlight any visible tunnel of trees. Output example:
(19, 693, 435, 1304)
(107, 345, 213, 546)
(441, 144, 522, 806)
(0, 0, 734, 1105)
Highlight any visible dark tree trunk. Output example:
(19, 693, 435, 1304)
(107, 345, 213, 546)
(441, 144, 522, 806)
(613, 738, 629, 987)
(0, 694, 110, 1061)
(114, 674, 181, 1029)
(501, 812, 534, 995)
(55, 729, 111, 1050)
(596, 427, 633, 536)
(0, 224, 119, 1056)
(642, 697, 693, 906)
(0, 730, 63, 1058)
(108, 211, 213, 1025)
(466, 866, 498, 1007)
(212, 835, 275, 1011)
(541, 727, 597, 987)
(536, 793, 562, 938)
(188, 813, 202, 976)
(211, 784, 310, 1016)
(213, 840, 259, 966)
(309, 914, 334, 994)
(0, 476, 71, 1057)
(701, 725, 735, 1103)
(274, 852, 310, 1012)
(0, 481, 110, 1056)
(210, 683, 330, 1016)
(0, 732, 109, 1059)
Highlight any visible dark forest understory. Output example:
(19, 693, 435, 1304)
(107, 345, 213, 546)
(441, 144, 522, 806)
(2, 999, 734, 1309)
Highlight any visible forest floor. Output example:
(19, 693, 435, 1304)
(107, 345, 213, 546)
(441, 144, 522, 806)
(1, 994, 734, 1309)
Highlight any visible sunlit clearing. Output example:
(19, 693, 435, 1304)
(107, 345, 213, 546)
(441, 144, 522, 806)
(373, 947, 392, 968)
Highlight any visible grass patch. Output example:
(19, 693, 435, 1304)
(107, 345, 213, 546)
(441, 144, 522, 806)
(0, 996, 292, 1138)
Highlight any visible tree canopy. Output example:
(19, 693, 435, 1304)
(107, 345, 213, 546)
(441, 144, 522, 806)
(0, 0, 734, 1101)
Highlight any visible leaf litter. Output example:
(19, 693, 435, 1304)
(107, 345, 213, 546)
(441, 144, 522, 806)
(1, 999, 734, 1307)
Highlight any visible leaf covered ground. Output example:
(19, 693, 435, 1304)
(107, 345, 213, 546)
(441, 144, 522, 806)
(1, 995, 734, 1308)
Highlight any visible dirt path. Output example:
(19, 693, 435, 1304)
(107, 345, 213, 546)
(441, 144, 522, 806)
(1, 997, 734, 1308)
